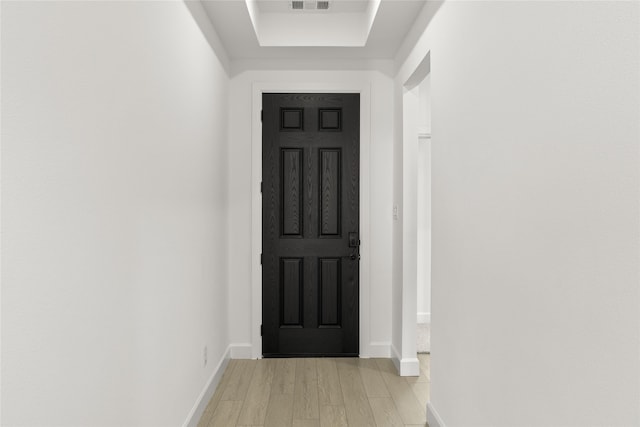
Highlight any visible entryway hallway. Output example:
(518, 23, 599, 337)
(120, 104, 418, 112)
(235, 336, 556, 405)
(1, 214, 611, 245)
(198, 355, 430, 427)
(3, 2, 638, 426)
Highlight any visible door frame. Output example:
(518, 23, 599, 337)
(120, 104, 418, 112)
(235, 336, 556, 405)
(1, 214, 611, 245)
(250, 82, 372, 359)
(397, 51, 431, 376)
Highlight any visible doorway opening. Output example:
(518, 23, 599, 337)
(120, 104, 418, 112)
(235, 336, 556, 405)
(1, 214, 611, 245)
(415, 76, 432, 354)
(396, 51, 431, 376)
(249, 82, 372, 360)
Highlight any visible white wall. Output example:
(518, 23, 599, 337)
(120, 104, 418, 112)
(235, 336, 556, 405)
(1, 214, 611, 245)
(416, 136, 431, 322)
(417, 75, 431, 323)
(1, 2, 230, 425)
(391, 72, 404, 367)
(398, 1, 640, 425)
(418, 75, 432, 133)
(395, 84, 420, 374)
(227, 69, 395, 357)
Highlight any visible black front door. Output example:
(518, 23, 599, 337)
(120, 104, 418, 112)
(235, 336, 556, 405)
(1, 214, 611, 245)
(262, 93, 360, 357)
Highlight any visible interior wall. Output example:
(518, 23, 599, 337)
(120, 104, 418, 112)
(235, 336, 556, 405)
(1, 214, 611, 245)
(1, 2, 230, 425)
(418, 75, 432, 133)
(392, 47, 433, 375)
(227, 69, 394, 356)
(395, 84, 420, 375)
(398, 1, 640, 425)
(391, 71, 404, 367)
(416, 75, 431, 323)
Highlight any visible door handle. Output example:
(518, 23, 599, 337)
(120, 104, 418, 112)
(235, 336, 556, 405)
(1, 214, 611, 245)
(348, 232, 360, 248)
(348, 232, 360, 261)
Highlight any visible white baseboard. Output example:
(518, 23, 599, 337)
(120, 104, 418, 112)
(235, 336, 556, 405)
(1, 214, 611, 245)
(366, 342, 391, 358)
(390, 345, 420, 377)
(417, 312, 431, 324)
(183, 346, 231, 427)
(427, 402, 446, 427)
(230, 343, 253, 359)
(400, 356, 420, 376)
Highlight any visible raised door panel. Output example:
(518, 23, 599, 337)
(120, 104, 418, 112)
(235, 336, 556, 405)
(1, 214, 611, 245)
(281, 148, 303, 237)
(320, 149, 341, 237)
(281, 258, 303, 327)
(319, 258, 341, 327)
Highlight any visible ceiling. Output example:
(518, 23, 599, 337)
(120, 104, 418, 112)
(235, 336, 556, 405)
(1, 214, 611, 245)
(200, 0, 427, 60)
(256, 0, 371, 13)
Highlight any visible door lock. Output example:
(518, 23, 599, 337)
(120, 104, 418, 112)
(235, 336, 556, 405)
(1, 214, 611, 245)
(348, 232, 360, 248)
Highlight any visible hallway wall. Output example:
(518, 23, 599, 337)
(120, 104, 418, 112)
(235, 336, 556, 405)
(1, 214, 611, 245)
(1, 2, 230, 425)
(416, 76, 431, 323)
(227, 70, 395, 356)
(398, 1, 640, 426)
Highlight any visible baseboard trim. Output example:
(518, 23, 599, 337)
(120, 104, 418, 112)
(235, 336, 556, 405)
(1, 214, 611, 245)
(400, 356, 420, 376)
(417, 312, 431, 324)
(427, 402, 446, 427)
(230, 343, 253, 359)
(391, 344, 420, 376)
(183, 346, 231, 427)
(367, 342, 391, 358)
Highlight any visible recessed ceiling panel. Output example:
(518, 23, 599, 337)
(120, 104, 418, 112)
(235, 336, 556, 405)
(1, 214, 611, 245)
(246, 0, 380, 46)
(199, 0, 428, 60)
(257, 0, 369, 13)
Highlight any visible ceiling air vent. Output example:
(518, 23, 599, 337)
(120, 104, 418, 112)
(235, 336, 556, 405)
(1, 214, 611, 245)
(291, 1, 330, 10)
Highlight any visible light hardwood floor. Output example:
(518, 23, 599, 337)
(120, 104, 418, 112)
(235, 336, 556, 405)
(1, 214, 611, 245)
(197, 354, 430, 427)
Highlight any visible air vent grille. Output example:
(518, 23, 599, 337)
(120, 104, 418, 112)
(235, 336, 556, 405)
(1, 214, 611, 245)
(291, 1, 330, 10)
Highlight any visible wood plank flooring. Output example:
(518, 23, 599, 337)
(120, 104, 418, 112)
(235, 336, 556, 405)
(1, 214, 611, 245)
(198, 354, 430, 427)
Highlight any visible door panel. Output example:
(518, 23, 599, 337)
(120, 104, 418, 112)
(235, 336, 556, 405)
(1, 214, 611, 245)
(262, 93, 360, 357)
(281, 149, 303, 237)
(319, 257, 341, 326)
(320, 149, 341, 236)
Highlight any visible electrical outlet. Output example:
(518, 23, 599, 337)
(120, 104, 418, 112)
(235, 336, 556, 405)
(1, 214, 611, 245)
(203, 346, 208, 367)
